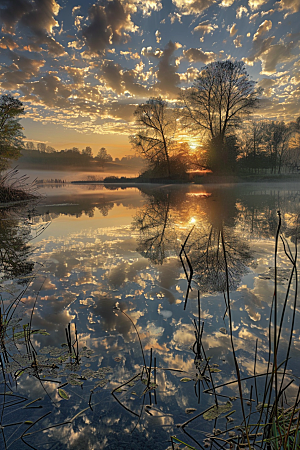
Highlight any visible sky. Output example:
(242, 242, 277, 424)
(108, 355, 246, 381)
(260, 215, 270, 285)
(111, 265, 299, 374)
(0, 0, 299, 158)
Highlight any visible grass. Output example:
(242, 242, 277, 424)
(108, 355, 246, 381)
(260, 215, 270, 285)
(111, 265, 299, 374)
(174, 210, 300, 450)
(0, 168, 38, 204)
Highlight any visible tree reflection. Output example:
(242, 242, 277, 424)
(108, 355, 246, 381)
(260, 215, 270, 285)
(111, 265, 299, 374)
(0, 207, 35, 282)
(132, 190, 178, 264)
(187, 224, 251, 293)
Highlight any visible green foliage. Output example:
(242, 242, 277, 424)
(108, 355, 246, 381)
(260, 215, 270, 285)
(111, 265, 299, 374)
(0, 94, 25, 172)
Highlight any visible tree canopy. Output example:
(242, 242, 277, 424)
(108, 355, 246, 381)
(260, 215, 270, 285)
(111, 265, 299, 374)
(0, 94, 25, 172)
(130, 97, 176, 177)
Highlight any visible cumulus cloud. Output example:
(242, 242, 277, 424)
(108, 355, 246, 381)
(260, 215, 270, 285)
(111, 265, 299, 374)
(233, 35, 243, 47)
(278, 0, 300, 14)
(172, 0, 216, 15)
(155, 29, 161, 43)
(244, 31, 298, 75)
(0, 35, 18, 50)
(258, 77, 277, 96)
(229, 23, 238, 36)
(20, 74, 72, 108)
(236, 5, 248, 18)
(0, 0, 66, 55)
(0, 52, 45, 89)
(99, 59, 148, 97)
(248, 0, 270, 10)
(220, 0, 235, 6)
(253, 20, 272, 41)
(80, 0, 137, 54)
(182, 47, 216, 63)
(153, 40, 181, 97)
(193, 20, 217, 36)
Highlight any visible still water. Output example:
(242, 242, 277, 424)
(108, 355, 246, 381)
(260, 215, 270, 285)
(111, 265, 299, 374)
(1, 182, 300, 450)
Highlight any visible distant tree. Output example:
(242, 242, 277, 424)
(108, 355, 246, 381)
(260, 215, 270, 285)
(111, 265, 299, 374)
(263, 121, 294, 174)
(82, 146, 92, 156)
(181, 60, 261, 173)
(96, 147, 112, 164)
(130, 97, 177, 177)
(37, 143, 46, 152)
(26, 141, 36, 150)
(46, 145, 56, 153)
(0, 94, 25, 172)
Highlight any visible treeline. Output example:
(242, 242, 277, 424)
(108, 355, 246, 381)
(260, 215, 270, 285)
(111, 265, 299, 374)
(130, 61, 300, 177)
(238, 120, 300, 174)
(17, 143, 144, 171)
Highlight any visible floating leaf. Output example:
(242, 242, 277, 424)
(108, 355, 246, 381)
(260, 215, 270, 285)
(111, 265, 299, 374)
(203, 401, 232, 421)
(180, 377, 192, 383)
(24, 421, 33, 424)
(209, 368, 221, 373)
(58, 389, 69, 400)
(185, 408, 197, 414)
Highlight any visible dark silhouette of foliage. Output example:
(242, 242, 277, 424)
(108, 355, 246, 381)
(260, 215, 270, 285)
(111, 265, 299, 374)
(0, 94, 25, 172)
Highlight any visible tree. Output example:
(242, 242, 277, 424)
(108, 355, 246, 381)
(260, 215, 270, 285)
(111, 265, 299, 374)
(130, 97, 176, 177)
(96, 147, 112, 165)
(181, 60, 261, 173)
(263, 121, 293, 174)
(0, 94, 25, 172)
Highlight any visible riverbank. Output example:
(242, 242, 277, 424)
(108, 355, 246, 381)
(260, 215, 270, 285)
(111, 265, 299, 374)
(70, 172, 300, 186)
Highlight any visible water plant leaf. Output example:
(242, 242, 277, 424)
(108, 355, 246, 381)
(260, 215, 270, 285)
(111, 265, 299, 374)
(219, 327, 227, 334)
(209, 368, 221, 373)
(180, 377, 192, 382)
(58, 389, 69, 400)
(203, 401, 233, 421)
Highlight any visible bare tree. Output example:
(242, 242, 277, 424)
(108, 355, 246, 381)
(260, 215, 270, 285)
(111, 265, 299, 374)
(263, 121, 294, 174)
(181, 60, 261, 172)
(130, 97, 176, 177)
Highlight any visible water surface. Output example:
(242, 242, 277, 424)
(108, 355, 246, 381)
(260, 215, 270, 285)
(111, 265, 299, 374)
(2, 182, 300, 450)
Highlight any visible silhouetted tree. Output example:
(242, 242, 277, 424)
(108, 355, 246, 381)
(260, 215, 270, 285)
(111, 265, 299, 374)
(181, 60, 261, 173)
(0, 94, 25, 172)
(130, 97, 176, 177)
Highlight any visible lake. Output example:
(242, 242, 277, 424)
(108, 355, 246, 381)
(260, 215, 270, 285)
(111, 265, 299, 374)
(1, 181, 300, 450)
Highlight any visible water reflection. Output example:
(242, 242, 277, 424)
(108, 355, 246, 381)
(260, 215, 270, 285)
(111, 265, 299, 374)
(2, 183, 300, 449)
(0, 206, 36, 282)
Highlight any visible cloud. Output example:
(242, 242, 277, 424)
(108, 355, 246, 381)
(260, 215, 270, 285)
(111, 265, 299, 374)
(220, 0, 235, 6)
(80, 0, 137, 54)
(248, 0, 270, 10)
(278, 0, 300, 14)
(244, 31, 298, 75)
(155, 29, 161, 43)
(72, 5, 81, 15)
(153, 41, 181, 97)
(100, 59, 148, 97)
(141, 46, 163, 58)
(172, 0, 216, 15)
(0, 51, 45, 89)
(229, 23, 238, 36)
(260, 41, 298, 74)
(253, 20, 272, 41)
(193, 20, 218, 36)
(236, 5, 248, 17)
(233, 35, 243, 47)
(182, 47, 216, 63)
(0, 0, 66, 55)
(21, 74, 72, 107)
(258, 77, 277, 96)
(0, 35, 18, 50)
(101, 60, 123, 94)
